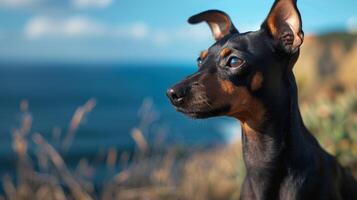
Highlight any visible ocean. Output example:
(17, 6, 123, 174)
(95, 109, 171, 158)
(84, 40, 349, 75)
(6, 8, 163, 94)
(0, 63, 240, 180)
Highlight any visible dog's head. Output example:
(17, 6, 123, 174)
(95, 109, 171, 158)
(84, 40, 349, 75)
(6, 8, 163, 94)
(167, 0, 303, 125)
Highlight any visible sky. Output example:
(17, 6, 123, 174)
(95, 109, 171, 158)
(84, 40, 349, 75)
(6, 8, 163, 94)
(0, 0, 356, 63)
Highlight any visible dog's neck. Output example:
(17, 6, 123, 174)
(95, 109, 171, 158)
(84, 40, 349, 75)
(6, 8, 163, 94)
(238, 70, 318, 198)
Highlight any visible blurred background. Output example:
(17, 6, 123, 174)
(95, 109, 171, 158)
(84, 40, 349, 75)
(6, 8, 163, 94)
(0, 0, 357, 199)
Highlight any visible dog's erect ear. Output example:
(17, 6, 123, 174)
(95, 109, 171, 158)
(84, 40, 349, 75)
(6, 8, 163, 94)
(188, 10, 238, 41)
(262, 0, 304, 54)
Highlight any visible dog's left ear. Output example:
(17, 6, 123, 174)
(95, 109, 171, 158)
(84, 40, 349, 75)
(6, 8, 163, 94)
(188, 10, 238, 41)
(262, 0, 304, 54)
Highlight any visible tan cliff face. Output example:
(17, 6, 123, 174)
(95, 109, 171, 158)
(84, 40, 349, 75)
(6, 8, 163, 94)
(338, 41, 357, 85)
(294, 32, 357, 99)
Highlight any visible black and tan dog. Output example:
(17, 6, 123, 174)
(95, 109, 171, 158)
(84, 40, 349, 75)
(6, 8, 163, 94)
(166, 0, 357, 199)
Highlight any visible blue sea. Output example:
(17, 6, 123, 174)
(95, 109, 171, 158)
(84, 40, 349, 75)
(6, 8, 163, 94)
(0, 63, 240, 181)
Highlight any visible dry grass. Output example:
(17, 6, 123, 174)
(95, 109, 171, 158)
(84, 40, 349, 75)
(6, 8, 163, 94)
(1, 99, 245, 200)
(3, 90, 356, 200)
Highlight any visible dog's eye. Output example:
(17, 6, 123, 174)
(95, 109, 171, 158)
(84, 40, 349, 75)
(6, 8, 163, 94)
(197, 57, 203, 67)
(228, 57, 244, 68)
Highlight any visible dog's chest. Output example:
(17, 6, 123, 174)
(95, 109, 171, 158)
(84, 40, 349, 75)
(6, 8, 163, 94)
(278, 174, 306, 200)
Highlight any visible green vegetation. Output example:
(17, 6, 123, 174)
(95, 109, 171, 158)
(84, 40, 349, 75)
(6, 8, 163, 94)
(302, 92, 357, 169)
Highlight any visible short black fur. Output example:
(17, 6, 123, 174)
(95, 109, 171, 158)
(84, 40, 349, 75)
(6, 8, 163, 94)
(166, 1, 357, 199)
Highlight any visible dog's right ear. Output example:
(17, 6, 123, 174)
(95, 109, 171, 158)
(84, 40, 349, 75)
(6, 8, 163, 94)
(262, 0, 304, 54)
(188, 10, 238, 41)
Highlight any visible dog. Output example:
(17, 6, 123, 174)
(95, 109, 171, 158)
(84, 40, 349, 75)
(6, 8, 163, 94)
(166, 0, 357, 199)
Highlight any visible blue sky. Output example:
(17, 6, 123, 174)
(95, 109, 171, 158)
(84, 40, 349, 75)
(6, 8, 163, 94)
(0, 0, 356, 63)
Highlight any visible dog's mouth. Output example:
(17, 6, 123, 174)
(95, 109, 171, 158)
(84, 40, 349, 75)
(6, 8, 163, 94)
(174, 105, 230, 119)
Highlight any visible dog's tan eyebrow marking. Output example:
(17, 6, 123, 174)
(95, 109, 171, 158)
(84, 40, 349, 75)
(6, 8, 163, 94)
(200, 50, 208, 59)
(251, 72, 264, 91)
(220, 48, 232, 58)
(220, 79, 235, 94)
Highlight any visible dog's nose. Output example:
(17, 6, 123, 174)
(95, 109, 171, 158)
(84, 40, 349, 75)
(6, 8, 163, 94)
(166, 87, 189, 105)
(166, 88, 183, 105)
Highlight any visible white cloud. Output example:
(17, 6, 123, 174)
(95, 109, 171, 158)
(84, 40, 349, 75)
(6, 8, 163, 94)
(71, 0, 112, 9)
(0, 0, 44, 7)
(151, 26, 211, 47)
(114, 22, 149, 39)
(238, 22, 260, 32)
(130, 23, 149, 39)
(175, 26, 211, 42)
(0, 0, 112, 9)
(152, 31, 170, 46)
(24, 16, 105, 39)
(23, 15, 211, 47)
(24, 15, 150, 40)
(347, 17, 357, 33)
